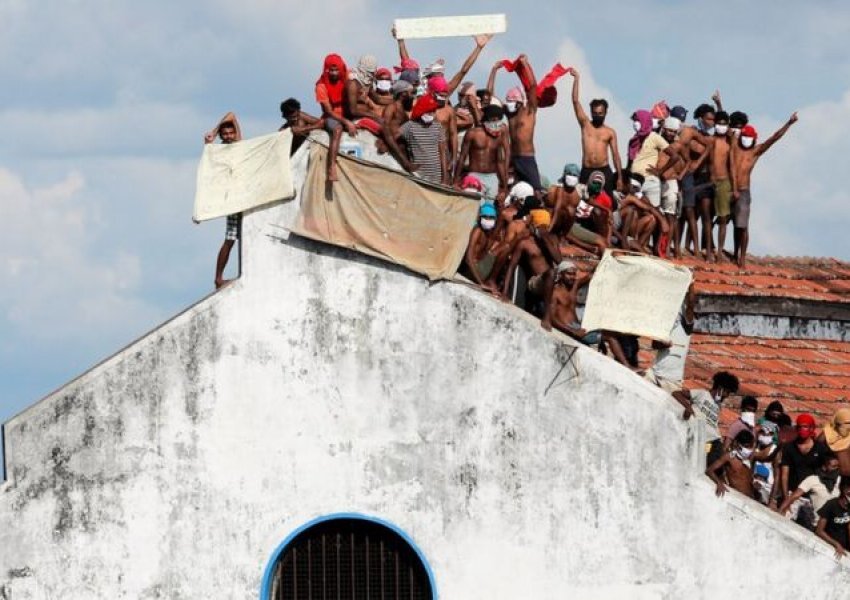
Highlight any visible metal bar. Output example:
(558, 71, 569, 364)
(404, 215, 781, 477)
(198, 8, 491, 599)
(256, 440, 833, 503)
(365, 536, 370, 600)
(336, 533, 341, 600)
(322, 534, 327, 600)
(409, 566, 414, 600)
(308, 539, 313, 600)
(394, 551, 399, 600)
(293, 547, 298, 600)
(350, 532, 355, 600)
(380, 541, 385, 600)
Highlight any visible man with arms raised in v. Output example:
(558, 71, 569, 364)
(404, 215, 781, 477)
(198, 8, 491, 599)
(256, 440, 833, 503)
(567, 68, 624, 195)
(730, 112, 798, 268)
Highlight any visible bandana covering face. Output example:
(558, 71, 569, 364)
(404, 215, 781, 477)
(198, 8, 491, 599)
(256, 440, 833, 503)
(353, 55, 378, 86)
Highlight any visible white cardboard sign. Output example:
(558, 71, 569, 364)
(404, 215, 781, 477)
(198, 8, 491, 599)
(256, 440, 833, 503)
(394, 14, 507, 40)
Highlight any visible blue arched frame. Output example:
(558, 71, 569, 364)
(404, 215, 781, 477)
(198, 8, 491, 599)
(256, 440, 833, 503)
(259, 512, 438, 599)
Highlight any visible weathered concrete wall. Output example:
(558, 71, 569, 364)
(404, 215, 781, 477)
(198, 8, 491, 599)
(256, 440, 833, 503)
(696, 312, 850, 341)
(2, 140, 849, 599)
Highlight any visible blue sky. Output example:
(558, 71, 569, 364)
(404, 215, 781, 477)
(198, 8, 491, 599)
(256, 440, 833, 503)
(2, 0, 849, 460)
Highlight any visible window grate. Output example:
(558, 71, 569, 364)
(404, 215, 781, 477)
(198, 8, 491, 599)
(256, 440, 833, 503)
(272, 518, 432, 600)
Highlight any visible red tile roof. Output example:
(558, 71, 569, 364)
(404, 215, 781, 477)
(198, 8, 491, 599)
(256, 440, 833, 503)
(557, 245, 850, 428)
(683, 335, 850, 429)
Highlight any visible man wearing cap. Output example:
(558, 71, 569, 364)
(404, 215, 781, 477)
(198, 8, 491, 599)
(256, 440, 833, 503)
(428, 76, 459, 170)
(650, 117, 688, 255)
(398, 94, 449, 185)
(547, 163, 604, 255)
(730, 112, 798, 268)
(567, 68, 624, 196)
(490, 55, 543, 191)
(455, 105, 510, 201)
(572, 171, 613, 254)
(464, 202, 510, 297)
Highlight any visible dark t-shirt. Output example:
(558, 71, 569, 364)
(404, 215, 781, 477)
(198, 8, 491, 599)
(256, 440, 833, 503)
(817, 497, 850, 550)
(781, 440, 830, 491)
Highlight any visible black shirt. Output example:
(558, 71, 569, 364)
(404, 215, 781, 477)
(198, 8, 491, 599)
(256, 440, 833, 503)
(781, 440, 830, 491)
(817, 497, 850, 550)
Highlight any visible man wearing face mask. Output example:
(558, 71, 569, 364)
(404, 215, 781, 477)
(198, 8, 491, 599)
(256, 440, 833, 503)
(708, 111, 734, 261)
(730, 112, 799, 268)
(779, 413, 830, 525)
(548, 163, 606, 256)
(428, 76, 459, 172)
(816, 477, 850, 557)
(724, 395, 759, 451)
(394, 29, 492, 96)
(673, 371, 740, 455)
(568, 68, 623, 195)
(464, 202, 509, 297)
(706, 430, 756, 498)
(490, 55, 543, 191)
(690, 104, 717, 262)
(455, 105, 509, 202)
(368, 67, 395, 118)
(780, 454, 842, 530)
(398, 94, 449, 185)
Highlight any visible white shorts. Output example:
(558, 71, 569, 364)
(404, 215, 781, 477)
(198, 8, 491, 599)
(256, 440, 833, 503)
(661, 180, 679, 215)
(641, 175, 662, 209)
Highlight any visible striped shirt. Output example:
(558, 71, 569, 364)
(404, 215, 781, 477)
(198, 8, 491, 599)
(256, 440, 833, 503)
(400, 120, 445, 184)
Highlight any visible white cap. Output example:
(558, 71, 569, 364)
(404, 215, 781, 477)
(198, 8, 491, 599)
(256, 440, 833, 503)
(557, 260, 578, 274)
(509, 181, 535, 201)
(663, 116, 682, 131)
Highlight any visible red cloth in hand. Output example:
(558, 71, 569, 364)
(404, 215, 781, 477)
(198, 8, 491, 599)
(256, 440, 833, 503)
(500, 58, 570, 108)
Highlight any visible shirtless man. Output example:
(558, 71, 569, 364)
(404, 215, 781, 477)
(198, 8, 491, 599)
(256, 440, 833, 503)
(429, 76, 460, 171)
(547, 163, 606, 255)
(455, 82, 481, 132)
(675, 111, 714, 257)
(464, 202, 510, 297)
(279, 98, 323, 155)
(692, 104, 718, 261)
(490, 55, 543, 191)
(616, 175, 669, 254)
(455, 105, 509, 201)
(383, 81, 414, 141)
(568, 68, 624, 195)
(708, 111, 734, 261)
(706, 430, 756, 498)
(730, 113, 798, 267)
(344, 55, 410, 168)
(204, 113, 242, 289)
(368, 67, 395, 118)
(500, 225, 560, 330)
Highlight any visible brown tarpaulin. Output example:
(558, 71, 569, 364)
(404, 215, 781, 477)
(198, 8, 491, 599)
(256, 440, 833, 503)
(292, 143, 479, 281)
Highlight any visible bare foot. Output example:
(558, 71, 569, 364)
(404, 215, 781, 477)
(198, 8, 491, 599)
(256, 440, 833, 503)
(715, 251, 725, 263)
(215, 278, 233, 290)
(706, 252, 715, 264)
(737, 255, 746, 269)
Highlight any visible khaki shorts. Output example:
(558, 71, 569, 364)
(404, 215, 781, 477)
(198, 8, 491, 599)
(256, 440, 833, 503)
(714, 178, 732, 218)
(644, 368, 683, 394)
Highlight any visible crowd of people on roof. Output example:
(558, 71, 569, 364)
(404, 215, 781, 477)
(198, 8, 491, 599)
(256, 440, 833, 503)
(677, 371, 850, 559)
(195, 28, 850, 560)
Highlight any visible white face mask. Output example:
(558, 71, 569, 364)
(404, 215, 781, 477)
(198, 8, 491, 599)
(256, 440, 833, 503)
(485, 121, 501, 132)
(758, 434, 774, 447)
(741, 412, 756, 428)
(633, 120, 643, 132)
(741, 136, 755, 149)
(420, 113, 435, 124)
(715, 124, 729, 135)
(505, 101, 518, 113)
(376, 80, 392, 92)
(652, 118, 660, 129)
(563, 175, 579, 188)
(735, 446, 754, 460)
(480, 217, 496, 230)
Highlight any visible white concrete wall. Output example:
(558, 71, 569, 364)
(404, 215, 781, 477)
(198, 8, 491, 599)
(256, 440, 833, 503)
(2, 140, 849, 599)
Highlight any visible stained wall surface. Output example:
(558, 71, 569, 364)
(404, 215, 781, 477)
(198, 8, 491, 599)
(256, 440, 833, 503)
(2, 138, 848, 599)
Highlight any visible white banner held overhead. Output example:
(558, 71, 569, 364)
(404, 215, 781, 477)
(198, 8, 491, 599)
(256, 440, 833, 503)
(193, 130, 294, 223)
(393, 14, 507, 40)
(581, 251, 693, 343)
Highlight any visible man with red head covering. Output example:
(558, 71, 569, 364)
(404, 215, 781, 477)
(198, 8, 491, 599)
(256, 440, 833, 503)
(316, 54, 358, 182)
(488, 54, 543, 191)
(368, 67, 395, 118)
(730, 112, 798, 267)
(427, 75, 459, 171)
(398, 94, 449, 185)
(778, 412, 830, 529)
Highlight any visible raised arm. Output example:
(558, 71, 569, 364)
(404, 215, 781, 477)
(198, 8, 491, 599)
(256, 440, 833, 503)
(711, 89, 724, 112)
(392, 26, 410, 61)
(487, 61, 502, 96)
(516, 54, 538, 112)
(756, 112, 798, 157)
(569, 69, 588, 126)
(446, 35, 492, 95)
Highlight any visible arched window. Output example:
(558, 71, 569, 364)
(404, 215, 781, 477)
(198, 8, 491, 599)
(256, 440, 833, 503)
(264, 515, 435, 600)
